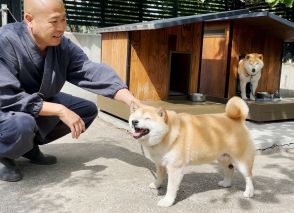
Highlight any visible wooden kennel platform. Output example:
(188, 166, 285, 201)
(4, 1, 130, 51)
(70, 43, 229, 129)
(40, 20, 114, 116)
(247, 98, 294, 122)
(97, 96, 294, 122)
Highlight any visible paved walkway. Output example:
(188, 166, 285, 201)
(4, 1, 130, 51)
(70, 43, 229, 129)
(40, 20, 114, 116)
(0, 113, 293, 213)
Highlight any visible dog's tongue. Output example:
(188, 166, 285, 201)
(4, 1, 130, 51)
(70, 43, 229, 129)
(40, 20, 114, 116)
(133, 132, 141, 138)
(133, 129, 145, 139)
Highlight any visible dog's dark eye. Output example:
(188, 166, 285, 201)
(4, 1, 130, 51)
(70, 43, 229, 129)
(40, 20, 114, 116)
(144, 117, 151, 120)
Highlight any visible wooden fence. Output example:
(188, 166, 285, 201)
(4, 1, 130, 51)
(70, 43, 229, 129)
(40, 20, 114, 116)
(1, 0, 293, 27)
(63, 0, 293, 28)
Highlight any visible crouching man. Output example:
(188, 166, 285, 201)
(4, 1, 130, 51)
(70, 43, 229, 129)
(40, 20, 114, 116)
(0, 0, 139, 181)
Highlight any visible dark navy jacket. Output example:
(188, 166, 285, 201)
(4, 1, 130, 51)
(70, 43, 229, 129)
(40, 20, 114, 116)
(0, 21, 127, 117)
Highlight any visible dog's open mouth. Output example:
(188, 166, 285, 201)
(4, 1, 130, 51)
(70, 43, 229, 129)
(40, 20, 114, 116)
(133, 127, 150, 139)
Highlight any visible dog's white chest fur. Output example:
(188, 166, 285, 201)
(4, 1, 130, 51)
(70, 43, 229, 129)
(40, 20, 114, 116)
(148, 147, 177, 167)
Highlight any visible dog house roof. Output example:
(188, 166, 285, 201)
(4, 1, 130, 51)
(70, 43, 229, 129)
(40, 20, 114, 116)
(95, 9, 249, 33)
(96, 9, 294, 42)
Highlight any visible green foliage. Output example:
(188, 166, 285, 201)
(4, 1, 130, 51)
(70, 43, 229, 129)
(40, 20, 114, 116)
(265, 0, 293, 7)
(283, 43, 294, 63)
(241, 0, 294, 7)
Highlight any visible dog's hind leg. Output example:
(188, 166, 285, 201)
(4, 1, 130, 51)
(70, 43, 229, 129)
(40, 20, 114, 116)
(157, 166, 184, 207)
(235, 159, 254, 198)
(149, 164, 166, 189)
(217, 154, 234, 188)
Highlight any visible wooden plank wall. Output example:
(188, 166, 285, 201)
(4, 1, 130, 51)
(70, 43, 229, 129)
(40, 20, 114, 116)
(129, 23, 202, 100)
(228, 23, 283, 97)
(101, 32, 129, 83)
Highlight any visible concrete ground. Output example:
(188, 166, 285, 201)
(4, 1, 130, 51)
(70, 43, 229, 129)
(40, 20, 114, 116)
(0, 112, 294, 213)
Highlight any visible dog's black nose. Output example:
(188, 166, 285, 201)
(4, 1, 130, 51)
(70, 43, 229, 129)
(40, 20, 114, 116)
(252, 68, 256, 73)
(132, 120, 139, 126)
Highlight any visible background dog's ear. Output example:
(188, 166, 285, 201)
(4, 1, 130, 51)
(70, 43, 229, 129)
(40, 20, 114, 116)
(258, 54, 263, 60)
(157, 107, 168, 123)
(245, 54, 251, 60)
(130, 101, 139, 113)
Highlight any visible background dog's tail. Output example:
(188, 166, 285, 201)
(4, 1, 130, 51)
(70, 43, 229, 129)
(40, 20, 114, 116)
(225, 97, 249, 120)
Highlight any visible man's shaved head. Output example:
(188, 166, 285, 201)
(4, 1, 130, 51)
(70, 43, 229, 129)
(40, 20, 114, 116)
(23, 0, 67, 52)
(24, 0, 65, 16)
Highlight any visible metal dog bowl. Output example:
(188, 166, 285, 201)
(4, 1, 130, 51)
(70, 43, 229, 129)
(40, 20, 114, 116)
(256, 92, 272, 99)
(189, 93, 206, 102)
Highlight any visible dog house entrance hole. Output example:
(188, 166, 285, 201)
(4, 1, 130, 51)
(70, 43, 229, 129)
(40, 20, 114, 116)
(169, 52, 191, 98)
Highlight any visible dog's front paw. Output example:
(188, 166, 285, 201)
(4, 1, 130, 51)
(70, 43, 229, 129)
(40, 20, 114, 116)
(157, 197, 175, 207)
(218, 180, 232, 188)
(243, 189, 254, 198)
(241, 96, 248, 100)
(149, 182, 161, 189)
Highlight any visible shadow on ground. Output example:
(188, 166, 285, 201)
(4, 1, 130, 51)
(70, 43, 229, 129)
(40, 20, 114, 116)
(0, 134, 293, 212)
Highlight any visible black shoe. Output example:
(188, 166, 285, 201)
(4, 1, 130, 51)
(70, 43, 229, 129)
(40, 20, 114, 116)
(0, 158, 23, 182)
(23, 144, 57, 165)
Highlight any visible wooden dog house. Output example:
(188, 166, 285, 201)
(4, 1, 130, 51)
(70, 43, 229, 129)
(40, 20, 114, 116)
(97, 9, 294, 121)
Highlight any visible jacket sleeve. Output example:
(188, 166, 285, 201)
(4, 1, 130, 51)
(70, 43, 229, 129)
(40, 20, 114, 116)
(65, 38, 127, 98)
(0, 36, 43, 117)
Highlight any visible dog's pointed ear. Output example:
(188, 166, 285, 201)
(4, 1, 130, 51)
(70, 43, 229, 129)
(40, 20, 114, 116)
(157, 107, 168, 123)
(130, 101, 139, 113)
(245, 54, 251, 60)
(258, 54, 263, 60)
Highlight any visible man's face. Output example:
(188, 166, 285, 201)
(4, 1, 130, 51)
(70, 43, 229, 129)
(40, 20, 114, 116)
(26, 2, 67, 50)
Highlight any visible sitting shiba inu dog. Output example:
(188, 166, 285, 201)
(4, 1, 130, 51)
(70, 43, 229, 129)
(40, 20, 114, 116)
(129, 97, 255, 207)
(238, 53, 264, 100)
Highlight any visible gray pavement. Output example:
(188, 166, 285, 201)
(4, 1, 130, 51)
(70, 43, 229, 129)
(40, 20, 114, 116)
(1, 112, 294, 213)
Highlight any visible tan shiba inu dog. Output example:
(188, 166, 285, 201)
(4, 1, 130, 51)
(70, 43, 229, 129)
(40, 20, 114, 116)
(238, 53, 264, 100)
(129, 97, 255, 207)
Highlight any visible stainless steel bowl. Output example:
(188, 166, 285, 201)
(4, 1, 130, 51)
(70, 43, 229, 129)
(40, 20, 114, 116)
(190, 93, 206, 102)
(256, 92, 272, 99)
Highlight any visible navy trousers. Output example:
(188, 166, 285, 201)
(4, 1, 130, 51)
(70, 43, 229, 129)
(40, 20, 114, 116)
(0, 93, 98, 159)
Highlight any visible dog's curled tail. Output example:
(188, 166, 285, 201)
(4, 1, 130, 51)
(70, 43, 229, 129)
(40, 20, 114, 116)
(225, 96, 249, 120)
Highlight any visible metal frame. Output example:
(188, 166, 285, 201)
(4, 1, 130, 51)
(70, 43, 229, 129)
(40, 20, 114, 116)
(1, 4, 7, 26)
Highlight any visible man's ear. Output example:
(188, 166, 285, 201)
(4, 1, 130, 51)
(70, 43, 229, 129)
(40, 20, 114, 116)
(130, 101, 139, 113)
(24, 13, 33, 26)
(157, 107, 168, 123)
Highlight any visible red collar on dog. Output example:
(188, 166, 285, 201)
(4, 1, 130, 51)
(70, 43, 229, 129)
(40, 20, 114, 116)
(245, 72, 257, 78)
